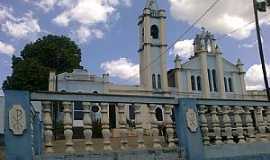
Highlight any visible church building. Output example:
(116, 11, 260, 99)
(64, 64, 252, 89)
(48, 0, 263, 137)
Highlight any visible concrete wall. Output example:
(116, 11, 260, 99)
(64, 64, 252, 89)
(0, 96, 4, 134)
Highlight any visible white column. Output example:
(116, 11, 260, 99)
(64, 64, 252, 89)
(186, 70, 192, 93)
(200, 53, 210, 98)
(198, 105, 210, 145)
(118, 103, 128, 150)
(175, 56, 182, 94)
(135, 104, 145, 149)
(233, 106, 245, 144)
(63, 102, 75, 154)
(216, 53, 225, 98)
(164, 105, 176, 148)
(42, 101, 54, 153)
(100, 103, 112, 151)
(82, 102, 93, 152)
(160, 11, 168, 92)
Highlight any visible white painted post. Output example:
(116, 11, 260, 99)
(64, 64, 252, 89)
(199, 105, 210, 145)
(42, 101, 54, 153)
(134, 104, 145, 149)
(164, 105, 176, 148)
(82, 102, 93, 152)
(63, 102, 75, 154)
(100, 103, 112, 151)
(118, 103, 128, 150)
(148, 104, 162, 149)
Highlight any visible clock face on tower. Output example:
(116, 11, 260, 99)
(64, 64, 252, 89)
(9, 105, 26, 135)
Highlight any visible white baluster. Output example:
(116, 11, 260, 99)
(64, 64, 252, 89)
(100, 103, 112, 151)
(210, 106, 222, 145)
(244, 106, 256, 143)
(233, 106, 245, 144)
(42, 101, 54, 153)
(63, 102, 75, 154)
(222, 106, 234, 144)
(118, 103, 128, 150)
(148, 104, 162, 149)
(255, 106, 267, 142)
(82, 102, 93, 152)
(199, 105, 210, 145)
(164, 105, 176, 148)
(134, 104, 145, 149)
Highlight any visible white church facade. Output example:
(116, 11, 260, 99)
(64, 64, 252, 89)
(47, 0, 267, 137)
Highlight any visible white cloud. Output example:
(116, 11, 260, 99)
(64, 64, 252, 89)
(101, 58, 139, 83)
(0, 5, 41, 39)
(171, 39, 194, 60)
(245, 64, 270, 90)
(53, 0, 131, 43)
(23, 0, 57, 12)
(0, 41, 15, 56)
(53, 0, 116, 27)
(168, 0, 270, 40)
(73, 26, 104, 43)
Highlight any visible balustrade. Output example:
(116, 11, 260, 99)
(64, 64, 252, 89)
(40, 100, 178, 154)
(198, 102, 270, 146)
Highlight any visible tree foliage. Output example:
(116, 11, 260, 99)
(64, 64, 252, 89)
(2, 35, 82, 91)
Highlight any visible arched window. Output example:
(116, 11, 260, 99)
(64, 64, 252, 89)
(228, 78, 234, 92)
(151, 25, 159, 39)
(212, 69, 218, 92)
(157, 74, 162, 89)
(152, 74, 156, 89)
(208, 69, 213, 92)
(155, 107, 163, 121)
(197, 76, 202, 91)
(224, 77, 228, 92)
(191, 76, 196, 91)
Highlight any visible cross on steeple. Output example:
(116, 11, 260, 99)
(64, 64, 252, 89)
(145, 0, 159, 10)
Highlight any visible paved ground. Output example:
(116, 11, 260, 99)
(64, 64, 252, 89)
(0, 146, 4, 160)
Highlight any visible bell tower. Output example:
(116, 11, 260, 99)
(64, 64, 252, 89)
(138, 0, 168, 92)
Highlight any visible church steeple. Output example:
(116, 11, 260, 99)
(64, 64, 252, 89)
(138, 0, 168, 92)
(145, 0, 159, 10)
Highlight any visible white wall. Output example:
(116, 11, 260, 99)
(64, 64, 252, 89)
(0, 96, 4, 134)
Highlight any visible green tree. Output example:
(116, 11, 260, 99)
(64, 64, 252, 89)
(2, 35, 82, 91)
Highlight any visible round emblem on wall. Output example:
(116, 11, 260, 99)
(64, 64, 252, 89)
(9, 105, 26, 135)
(186, 108, 198, 133)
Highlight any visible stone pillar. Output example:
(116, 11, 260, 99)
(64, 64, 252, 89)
(264, 106, 270, 132)
(100, 103, 112, 151)
(255, 106, 267, 142)
(216, 53, 225, 98)
(164, 105, 176, 148)
(210, 106, 222, 144)
(148, 104, 162, 149)
(174, 55, 182, 94)
(118, 103, 128, 150)
(198, 105, 210, 145)
(186, 70, 192, 93)
(233, 106, 245, 144)
(222, 106, 234, 144)
(135, 104, 145, 149)
(236, 59, 246, 96)
(199, 52, 210, 98)
(42, 101, 54, 153)
(82, 102, 93, 152)
(63, 102, 74, 154)
(244, 106, 256, 143)
(160, 10, 168, 92)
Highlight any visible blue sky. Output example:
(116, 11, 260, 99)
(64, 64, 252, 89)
(0, 0, 269, 93)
